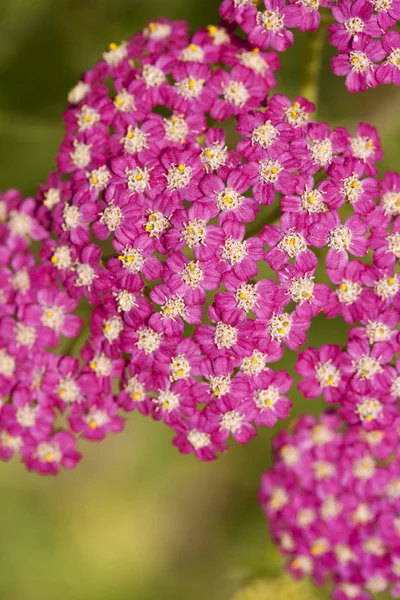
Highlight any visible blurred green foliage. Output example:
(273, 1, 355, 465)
(0, 1, 400, 598)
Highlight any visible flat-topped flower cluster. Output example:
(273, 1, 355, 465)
(261, 413, 400, 600)
(221, 0, 400, 91)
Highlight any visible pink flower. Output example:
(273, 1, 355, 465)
(295, 344, 346, 403)
(331, 34, 386, 92)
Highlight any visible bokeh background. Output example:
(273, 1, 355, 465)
(1, 1, 400, 599)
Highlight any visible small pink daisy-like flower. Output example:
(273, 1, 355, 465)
(21, 431, 81, 475)
(208, 65, 268, 120)
(331, 33, 386, 92)
(241, 0, 294, 52)
(69, 394, 124, 441)
(329, 0, 380, 53)
(377, 30, 400, 85)
(284, 0, 322, 32)
(309, 212, 369, 270)
(343, 123, 383, 176)
(250, 369, 293, 427)
(371, 0, 400, 30)
(262, 212, 316, 272)
(172, 412, 227, 461)
(295, 344, 346, 403)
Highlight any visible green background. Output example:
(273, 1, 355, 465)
(0, 1, 399, 599)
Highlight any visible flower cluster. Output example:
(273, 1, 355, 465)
(3, 3, 400, 474)
(220, 0, 400, 92)
(260, 412, 400, 600)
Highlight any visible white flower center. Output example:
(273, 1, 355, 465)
(297, 508, 316, 528)
(36, 442, 62, 463)
(62, 204, 81, 230)
(75, 263, 97, 287)
(255, 386, 280, 409)
(43, 188, 61, 209)
(320, 495, 341, 520)
(161, 295, 186, 320)
(182, 219, 207, 247)
(144, 210, 170, 238)
(328, 225, 352, 251)
(235, 283, 258, 311)
(223, 80, 249, 107)
(220, 410, 244, 433)
(181, 44, 205, 62)
(200, 143, 228, 171)
(216, 188, 244, 211)
(85, 409, 110, 429)
(353, 355, 383, 380)
(311, 424, 334, 445)
(100, 205, 123, 231)
(176, 77, 205, 99)
(281, 445, 300, 465)
(342, 174, 364, 204)
(301, 189, 326, 213)
(278, 231, 307, 257)
(103, 316, 124, 342)
(268, 313, 292, 341)
(350, 51, 371, 73)
(41, 306, 65, 331)
(89, 354, 112, 376)
(344, 16, 365, 35)
(114, 89, 135, 112)
(269, 486, 289, 510)
(115, 290, 137, 312)
(391, 376, 400, 396)
(353, 455, 375, 480)
(57, 376, 80, 403)
(142, 64, 166, 88)
(382, 191, 400, 216)
(117, 247, 145, 272)
(352, 502, 373, 524)
(240, 350, 267, 375)
(0, 349, 15, 377)
(15, 323, 36, 348)
(0, 432, 22, 451)
(387, 232, 400, 257)
(77, 105, 100, 131)
(258, 159, 283, 183)
(11, 269, 30, 293)
(103, 41, 127, 66)
(144, 22, 171, 40)
(125, 376, 145, 402)
(309, 138, 333, 165)
(120, 126, 149, 154)
(221, 237, 248, 265)
(299, 0, 319, 10)
(251, 121, 278, 148)
(387, 48, 400, 69)
(70, 141, 92, 169)
(284, 101, 309, 127)
(9, 211, 31, 236)
(313, 461, 336, 480)
(180, 261, 203, 289)
(187, 430, 211, 449)
(289, 275, 315, 304)
(164, 115, 188, 143)
(169, 354, 191, 381)
(126, 166, 151, 192)
(68, 81, 90, 104)
(257, 9, 284, 31)
(336, 280, 362, 304)
(374, 275, 399, 299)
(239, 50, 268, 75)
(365, 321, 391, 345)
(209, 374, 231, 397)
(136, 327, 163, 354)
(156, 390, 180, 412)
(315, 360, 341, 387)
(166, 163, 192, 189)
(350, 135, 374, 160)
(51, 246, 73, 270)
(356, 397, 383, 422)
(214, 322, 238, 349)
(372, 0, 392, 10)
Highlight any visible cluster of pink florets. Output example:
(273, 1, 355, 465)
(260, 413, 400, 600)
(1, 6, 400, 478)
(221, 0, 400, 92)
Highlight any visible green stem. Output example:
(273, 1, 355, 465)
(299, 25, 326, 110)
